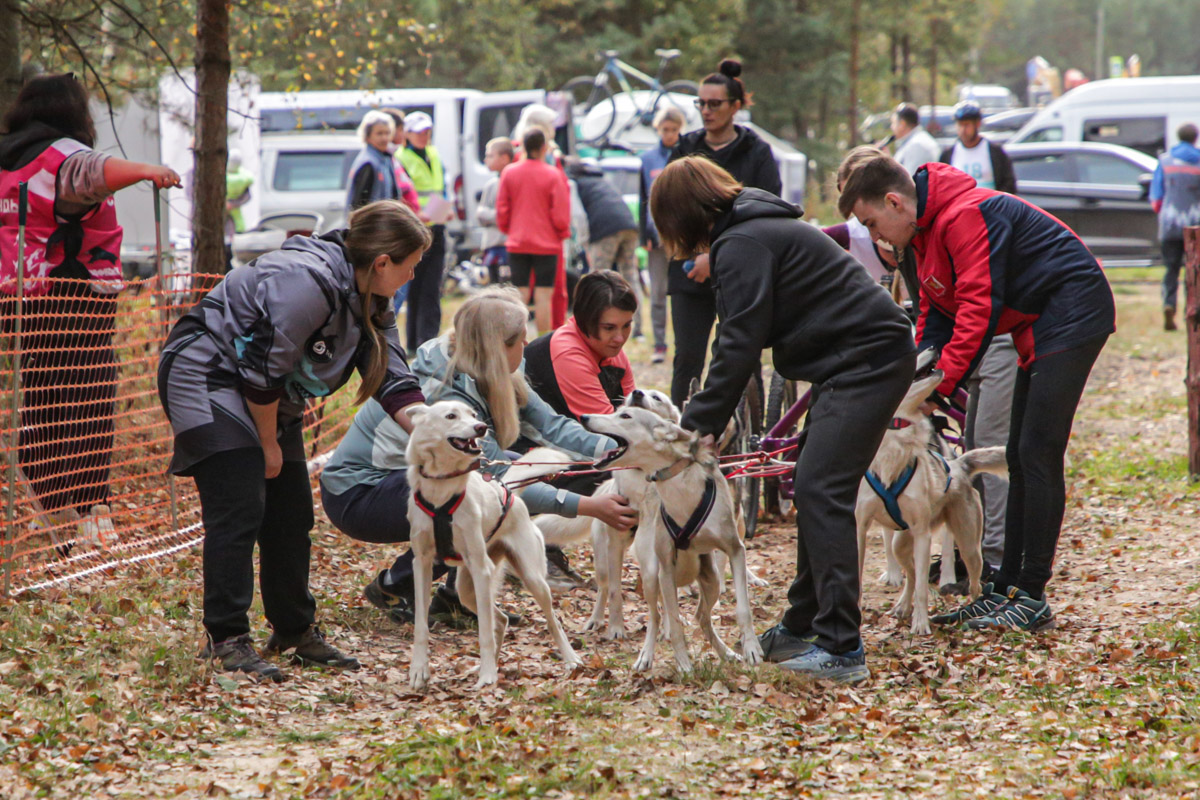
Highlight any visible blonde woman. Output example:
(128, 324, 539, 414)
(322, 286, 636, 627)
(159, 200, 431, 682)
(346, 110, 399, 212)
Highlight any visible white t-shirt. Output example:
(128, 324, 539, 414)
(950, 140, 994, 189)
(846, 217, 888, 282)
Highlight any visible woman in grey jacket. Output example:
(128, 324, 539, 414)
(158, 200, 431, 682)
(321, 287, 636, 625)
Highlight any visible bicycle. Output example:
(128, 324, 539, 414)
(561, 49, 699, 147)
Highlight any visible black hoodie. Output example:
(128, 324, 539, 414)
(679, 189, 916, 436)
(0, 121, 69, 171)
(666, 124, 782, 295)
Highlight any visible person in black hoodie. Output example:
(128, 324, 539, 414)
(666, 59, 781, 407)
(652, 156, 916, 684)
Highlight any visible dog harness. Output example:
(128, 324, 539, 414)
(412, 480, 514, 566)
(659, 477, 717, 550)
(864, 447, 952, 531)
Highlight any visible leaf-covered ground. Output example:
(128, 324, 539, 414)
(2, 280, 1199, 799)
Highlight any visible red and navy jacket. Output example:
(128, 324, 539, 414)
(912, 163, 1115, 396)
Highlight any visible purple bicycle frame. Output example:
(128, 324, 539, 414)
(758, 385, 969, 501)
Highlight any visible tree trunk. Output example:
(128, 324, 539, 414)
(0, 1, 22, 120)
(901, 33, 911, 101)
(847, 0, 861, 146)
(193, 0, 230, 276)
(928, 19, 938, 109)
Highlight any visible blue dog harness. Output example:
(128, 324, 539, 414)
(864, 437, 953, 531)
(660, 477, 717, 550)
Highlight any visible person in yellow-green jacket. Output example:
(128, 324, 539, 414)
(225, 149, 254, 234)
(397, 111, 447, 354)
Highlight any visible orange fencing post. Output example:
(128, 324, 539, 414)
(153, 186, 180, 534)
(3, 182, 27, 595)
(1187, 226, 1200, 481)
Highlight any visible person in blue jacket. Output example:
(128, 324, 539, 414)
(1149, 122, 1200, 330)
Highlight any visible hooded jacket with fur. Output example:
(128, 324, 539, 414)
(911, 163, 1116, 396)
(679, 189, 915, 437)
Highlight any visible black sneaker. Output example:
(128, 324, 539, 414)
(546, 546, 589, 592)
(265, 624, 360, 670)
(758, 623, 818, 663)
(966, 587, 1056, 632)
(201, 634, 284, 683)
(778, 643, 870, 684)
(930, 582, 1009, 627)
(429, 586, 523, 629)
(364, 571, 416, 624)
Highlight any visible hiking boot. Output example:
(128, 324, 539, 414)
(265, 624, 360, 670)
(652, 347, 667, 364)
(429, 586, 523, 630)
(201, 634, 285, 683)
(930, 582, 1009, 627)
(758, 623, 818, 663)
(1165, 306, 1178, 331)
(778, 643, 870, 684)
(966, 587, 1056, 632)
(364, 571, 416, 624)
(546, 546, 589, 592)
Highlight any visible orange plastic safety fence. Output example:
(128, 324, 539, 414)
(0, 274, 361, 594)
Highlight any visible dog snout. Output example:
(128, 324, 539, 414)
(580, 414, 591, 427)
(473, 422, 488, 437)
(631, 389, 644, 399)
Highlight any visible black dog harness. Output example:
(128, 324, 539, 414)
(659, 477, 717, 550)
(412, 480, 514, 566)
(864, 433, 952, 532)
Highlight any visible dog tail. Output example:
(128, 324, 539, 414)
(503, 447, 577, 486)
(956, 446, 1008, 479)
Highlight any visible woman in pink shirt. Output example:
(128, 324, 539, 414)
(523, 270, 637, 421)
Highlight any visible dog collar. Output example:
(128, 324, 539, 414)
(660, 477, 717, 550)
(418, 458, 483, 481)
(888, 418, 913, 429)
(648, 456, 693, 483)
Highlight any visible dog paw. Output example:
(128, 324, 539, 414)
(879, 570, 903, 587)
(889, 602, 912, 620)
(910, 618, 932, 636)
(563, 655, 585, 671)
(673, 657, 693, 675)
(604, 626, 627, 641)
(582, 617, 603, 633)
(632, 652, 654, 672)
(475, 671, 499, 690)
(409, 665, 430, 692)
(742, 640, 765, 666)
(747, 571, 770, 588)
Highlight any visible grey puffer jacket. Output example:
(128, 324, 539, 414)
(158, 230, 423, 475)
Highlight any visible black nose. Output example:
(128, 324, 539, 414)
(631, 389, 644, 399)
(580, 414, 591, 426)
(474, 422, 487, 436)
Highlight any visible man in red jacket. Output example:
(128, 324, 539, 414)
(838, 150, 1114, 633)
(497, 128, 571, 333)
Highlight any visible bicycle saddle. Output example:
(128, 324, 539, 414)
(655, 48, 682, 59)
(601, 49, 621, 59)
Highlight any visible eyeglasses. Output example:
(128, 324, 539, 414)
(694, 99, 733, 110)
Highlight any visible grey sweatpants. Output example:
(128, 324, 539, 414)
(646, 247, 669, 350)
(964, 334, 1018, 570)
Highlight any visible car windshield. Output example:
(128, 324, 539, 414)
(273, 150, 358, 191)
(1012, 154, 1069, 182)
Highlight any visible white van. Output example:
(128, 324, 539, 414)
(256, 88, 544, 250)
(1009, 76, 1200, 157)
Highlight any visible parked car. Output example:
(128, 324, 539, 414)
(980, 107, 1038, 145)
(257, 88, 547, 253)
(1005, 141, 1158, 267)
(258, 133, 358, 233)
(955, 83, 1017, 115)
(1009, 76, 1200, 158)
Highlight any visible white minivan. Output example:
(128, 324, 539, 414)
(256, 88, 545, 250)
(1009, 76, 1200, 157)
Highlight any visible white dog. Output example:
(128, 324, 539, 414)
(855, 370, 1008, 635)
(405, 401, 582, 690)
(535, 389, 680, 640)
(582, 408, 764, 673)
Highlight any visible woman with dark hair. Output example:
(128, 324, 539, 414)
(666, 58, 781, 407)
(523, 270, 638, 422)
(651, 156, 915, 683)
(158, 200, 431, 682)
(0, 73, 179, 535)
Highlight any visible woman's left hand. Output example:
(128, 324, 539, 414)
(688, 253, 711, 283)
(146, 165, 182, 189)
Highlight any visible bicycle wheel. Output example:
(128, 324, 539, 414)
(763, 371, 799, 518)
(663, 79, 700, 97)
(726, 376, 762, 540)
(561, 76, 617, 145)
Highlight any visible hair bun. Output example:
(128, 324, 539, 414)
(718, 59, 742, 79)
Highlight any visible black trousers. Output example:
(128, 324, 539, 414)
(2, 284, 117, 514)
(191, 447, 316, 642)
(1162, 238, 1185, 310)
(321, 469, 450, 597)
(781, 350, 916, 654)
(669, 289, 717, 408)
(407, 225, 446, 353)
(993, 335, 1107, 600)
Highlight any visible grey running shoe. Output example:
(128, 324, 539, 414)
(265, 624, 360, 670)
(778, 643, 870, 684)
(966, 587, 1056, 632)
(202, 634, 284, 683)
(758, 623, 818, 663)
(930, 582, 1009, 627)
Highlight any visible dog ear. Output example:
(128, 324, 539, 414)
(652, 423, 682, 442)
(406, 404, 428, 421)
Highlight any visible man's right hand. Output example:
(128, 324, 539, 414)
(582, 493, 638, 531)
(262, 440, 283, 479)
